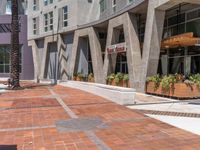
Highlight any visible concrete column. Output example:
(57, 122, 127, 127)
(140, 0, 166, 92)
(70, 30, 80, 78)
(28, 40, 40, 82)
(70, 27, 104, 83)
(57, 34, 68, 80)
(40, 36, 56, 79)
(103, 13, 142, 89)
(123, 13, 142, 89)
(88, 27, 104, 83)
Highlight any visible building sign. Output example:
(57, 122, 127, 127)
(107, 43, 126, 54)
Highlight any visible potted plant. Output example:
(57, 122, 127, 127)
(88, 73, 95, 82)
(76, 73, 84, 81)
(106, 73, 115, 85)
(114, 73, 123, 86)
(73, 73, 77, 81)
(160, 75, 177, 94)
(123, 74, 129, 87)
(146, 74, 200, 99)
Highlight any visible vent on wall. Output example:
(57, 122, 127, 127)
(187, 9, 200, 21)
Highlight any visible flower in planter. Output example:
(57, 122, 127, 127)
(174, 73, 185, 83)
(189, 74, 200, 87)
(73, 73, 77, 81)
(106, 73, 115, 85)
(123, 74, 129, 87)
(77, 73, 84, 81)
(88, 73, 94, 82)
(114, 73, 123, 86)
(160, 75, 177, 93)
(146, 75, 161, 91)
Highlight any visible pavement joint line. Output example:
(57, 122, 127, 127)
(0, 105, 61, 111)
(0, 94, 69, 100)
(48, 87, 111, 150)
(48, 88, 78, 119)
(85, 131, 111, 150)
(67, 102, 113, 107)
(0, 125, 55, 132)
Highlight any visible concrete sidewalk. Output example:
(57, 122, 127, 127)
(0, 82, 199, 150)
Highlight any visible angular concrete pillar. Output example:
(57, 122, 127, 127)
(28, 40, 40, 82)
(123, 13, 142, 89)
(70, 27, 104, 83)
(40, 36, 57, 79)
(140, 0, 166, 92)
(103, 12, 142, 89)
(57, 34, 68, 80)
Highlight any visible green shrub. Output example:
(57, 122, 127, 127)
(114, 73, 123, 85)
(160, 75, 177, 92)
(123, 74, 129, 81)
(147, 75, 161, 90)
(189, 74, 200, 87)
(77, 73, 84, 79)
(106, 73, 115, 83)
(88, 73, 94, 81)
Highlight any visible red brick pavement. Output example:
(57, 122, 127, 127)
(0, 82, 199, 150)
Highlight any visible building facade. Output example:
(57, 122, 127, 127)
(28, 0, 200, 92)
(0, 0, 34, 80)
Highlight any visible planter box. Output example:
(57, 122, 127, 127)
(146, 82, 200, 99)
(60, 81, 136, 105)
(107, 80, 130, 88)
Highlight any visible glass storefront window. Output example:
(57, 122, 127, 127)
(115, 53, 128, 74)
(186, 19, 200, 37)
(0, 45, 22, 73)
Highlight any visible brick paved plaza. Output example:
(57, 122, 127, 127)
(0, 82, 200, 150)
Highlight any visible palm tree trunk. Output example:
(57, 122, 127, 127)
(10, 0, 20, 89)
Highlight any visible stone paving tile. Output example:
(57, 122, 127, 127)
(0, 128, 100, 150)
(0, 82, 200, 150)
(50, 85, 200, 150)
(11, 98, 60, 109)
(0, 89, 51, 99)
(0, 107, 68, 129)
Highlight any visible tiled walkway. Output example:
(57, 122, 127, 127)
(0, 82, 200, 150)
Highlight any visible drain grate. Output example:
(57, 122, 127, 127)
(56, 117, 108, 132)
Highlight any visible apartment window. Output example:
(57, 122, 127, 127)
(49, 0, 53, 4)
(44, 12, 53, 32)
(49, 12, 53, 31)
(44, 14, 48, 32)
(44, 0, 48, 6)
(63, 6, 68, 27)
(100, 0, 106, 13)
(33, 18, 37, 35)
(33, 0, 37, 10)
(44, 0, 53, 6)
(129, 0, 134, 3)
(112, 0, 116, 13)
(5, 0, 12, 14)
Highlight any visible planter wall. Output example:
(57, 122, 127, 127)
(107, 80, 130, 88)
(146, 82, 200, 99)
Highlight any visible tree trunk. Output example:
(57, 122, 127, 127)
(10, 0, 20, 89)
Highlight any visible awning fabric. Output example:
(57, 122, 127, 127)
(161, 32, 200, 49)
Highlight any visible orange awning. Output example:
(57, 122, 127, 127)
(161, 32, 200, 49)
